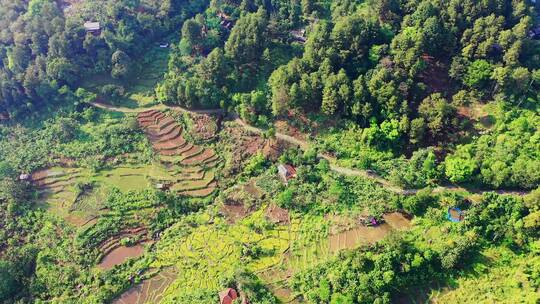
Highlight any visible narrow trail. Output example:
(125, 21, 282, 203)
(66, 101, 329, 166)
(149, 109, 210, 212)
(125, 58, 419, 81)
(89, 101, 528, 197)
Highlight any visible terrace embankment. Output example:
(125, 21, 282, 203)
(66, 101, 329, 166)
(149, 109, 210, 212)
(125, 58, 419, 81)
(136, 110, 220, 197)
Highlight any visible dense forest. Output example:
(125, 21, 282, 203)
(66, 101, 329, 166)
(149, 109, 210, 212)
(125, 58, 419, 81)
(0, 0, 539, 303)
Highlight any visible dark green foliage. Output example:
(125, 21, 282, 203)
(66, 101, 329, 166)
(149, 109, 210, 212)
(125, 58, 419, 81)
(0, 259, 20, 301)
(291, 236, 440, 304)
(225, 9, 268, 65)
(0, 0, 206, 117)
(465, 192, 528, 245)
(222, 268, 279, 304)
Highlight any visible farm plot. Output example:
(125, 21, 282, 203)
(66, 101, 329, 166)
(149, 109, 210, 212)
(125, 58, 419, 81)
(31, 167, 93, 226)
(30, 163, 172, 226)
(136, 110, 220, 198)
(151, 209, 293, 302)
(114, 267, 178, 304)
(256, 213, 413, 302)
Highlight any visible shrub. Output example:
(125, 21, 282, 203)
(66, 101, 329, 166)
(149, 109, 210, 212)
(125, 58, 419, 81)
(101, 84, 126, 102)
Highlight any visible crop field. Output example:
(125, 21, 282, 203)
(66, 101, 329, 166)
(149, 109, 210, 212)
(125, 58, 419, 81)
(429, 246, 539, 303)
(114, 267, 178, 304)
(31, 165, 154, 225)
(150, 209, 294, 302)
(144, 208, 413, 303)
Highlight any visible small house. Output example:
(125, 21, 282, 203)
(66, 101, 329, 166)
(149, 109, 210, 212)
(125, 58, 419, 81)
(19, 174, 30, 181)
(447, 207, 465, 222)
(156, 183, 171, 191)
(84, 22, 101, 35)
(529, 26, 540, 39)
(277, 164, 296, 184)
(290, 29, 307, 43)
(0, 112, 10, 121)
(219, 288, 238, 304)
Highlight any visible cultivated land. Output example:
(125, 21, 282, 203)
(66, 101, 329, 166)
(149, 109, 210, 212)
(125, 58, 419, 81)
(1, 1, 538, 303)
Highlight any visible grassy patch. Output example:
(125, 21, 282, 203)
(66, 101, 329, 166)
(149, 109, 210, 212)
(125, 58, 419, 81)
(430, 246, 539, 303)
(81, 46, 170, 108)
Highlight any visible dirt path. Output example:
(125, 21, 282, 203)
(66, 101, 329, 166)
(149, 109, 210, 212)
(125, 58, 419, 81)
(89, 101, 225, 115)
(89, 101, 528, 197)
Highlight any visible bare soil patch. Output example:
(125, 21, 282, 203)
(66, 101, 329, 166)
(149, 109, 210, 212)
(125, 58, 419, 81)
(220, 203, 250, 224)
(98, 244, 146, 270)
(265, 204, 290, 225)
(181, 149, 215, 165)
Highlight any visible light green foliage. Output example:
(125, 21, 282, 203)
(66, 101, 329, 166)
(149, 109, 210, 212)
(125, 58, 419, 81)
(444, 109, 539, 188)
(1, 0, 539, 304)
(464, 59, 494, 89)
(388, 148, 441, 188)
(418, 93, 457, 139)
(243, 153, 269, 177)
(444, 150, 478, 183)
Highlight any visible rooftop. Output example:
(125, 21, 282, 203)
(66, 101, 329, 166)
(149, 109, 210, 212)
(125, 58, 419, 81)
(84, 22, 100, 31)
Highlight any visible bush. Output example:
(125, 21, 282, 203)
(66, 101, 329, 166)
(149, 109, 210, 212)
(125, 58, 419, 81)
(243, 153, 268, 176)
(101, 84, 126, 102)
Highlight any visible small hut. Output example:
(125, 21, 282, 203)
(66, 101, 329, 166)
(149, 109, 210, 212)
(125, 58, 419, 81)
(0, 112, 10, 122)
(290, 29, 307, 43)
(19, 174, 31, 181)
(529, 25, 540, 39)
(277, 164, 296, 185)
(155, 183, 171, 191)
(219, 288, 238, 304)
(84, 22, 101, 35)
(217, 11, 234, 30)
(448, 207, 465, 222)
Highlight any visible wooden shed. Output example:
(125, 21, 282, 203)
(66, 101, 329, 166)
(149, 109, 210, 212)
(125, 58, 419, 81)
(277, 164, 296, 184)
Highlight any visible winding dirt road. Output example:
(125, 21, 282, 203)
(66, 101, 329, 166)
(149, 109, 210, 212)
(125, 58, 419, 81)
(89, 101, 528, 197)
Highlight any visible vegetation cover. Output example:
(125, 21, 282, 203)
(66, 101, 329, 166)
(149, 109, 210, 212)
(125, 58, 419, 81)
(0, 0, 539, 303)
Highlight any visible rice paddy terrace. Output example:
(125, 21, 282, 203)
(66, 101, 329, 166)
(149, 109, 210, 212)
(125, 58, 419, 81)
(28, 108, 415, 303)
(136, 109, 219, 197)
(27, 109, 223, 277)
(113, 205, 412, 304)
(31, 109, 220, 223)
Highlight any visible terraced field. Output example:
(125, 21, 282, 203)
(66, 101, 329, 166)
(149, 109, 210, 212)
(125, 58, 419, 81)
(31, 167, 100, 226)
(136, 109, 220, 197)
(147, 209, 293, 302)
(114, 268, 178, 304)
